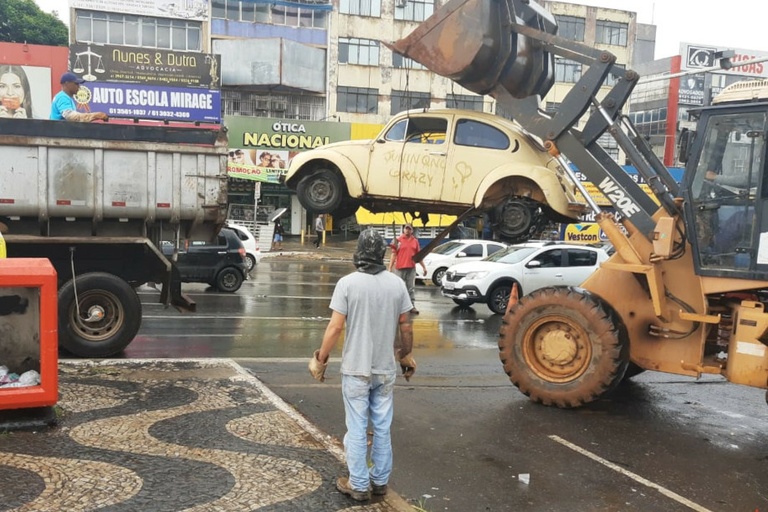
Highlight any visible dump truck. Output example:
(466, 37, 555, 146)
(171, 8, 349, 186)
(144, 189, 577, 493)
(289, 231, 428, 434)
(390, 0, 768, 407)
(0, 119, 228, 357)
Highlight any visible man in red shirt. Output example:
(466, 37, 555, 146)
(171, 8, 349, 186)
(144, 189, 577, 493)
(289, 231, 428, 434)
(389, 224, 427, 314)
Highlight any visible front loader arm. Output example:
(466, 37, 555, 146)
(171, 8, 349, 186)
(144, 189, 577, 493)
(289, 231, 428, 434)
(387, 0, 681, 240)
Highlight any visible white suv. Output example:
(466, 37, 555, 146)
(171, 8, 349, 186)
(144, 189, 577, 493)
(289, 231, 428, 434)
(417, 239, 507, 286)
(441, 242, 609, 314)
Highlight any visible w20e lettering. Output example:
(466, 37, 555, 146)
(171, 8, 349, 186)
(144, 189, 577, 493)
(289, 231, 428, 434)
(598, 177, 641, 217)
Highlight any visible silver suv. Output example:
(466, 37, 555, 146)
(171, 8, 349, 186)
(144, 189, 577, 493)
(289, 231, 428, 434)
(441, 242, 609, 314)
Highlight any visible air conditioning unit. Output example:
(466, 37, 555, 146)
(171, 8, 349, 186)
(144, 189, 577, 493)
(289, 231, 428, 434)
(271, 100, 287, 111)
(396, 0, 407, 7)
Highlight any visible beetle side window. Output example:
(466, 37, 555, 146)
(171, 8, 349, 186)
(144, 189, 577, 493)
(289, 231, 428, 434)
(385, 119, 408, 141)
(567, 249, 598, 266)
(454, 119, 510, 150)
(405, 117, 447, 144)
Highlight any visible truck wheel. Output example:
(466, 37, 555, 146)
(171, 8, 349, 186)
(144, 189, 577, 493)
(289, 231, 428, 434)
(432, 267, 448, 287)
(216, 267, 243, 293)
(492, 198, 544, 244)
(498, 286, 629, 408)
(487, 282, 518, 315)
(58, 272, 142, 358)
(297, 168, 344, 213)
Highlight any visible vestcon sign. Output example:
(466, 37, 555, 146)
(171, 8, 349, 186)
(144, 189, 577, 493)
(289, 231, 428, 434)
(224, 117, 351, 183)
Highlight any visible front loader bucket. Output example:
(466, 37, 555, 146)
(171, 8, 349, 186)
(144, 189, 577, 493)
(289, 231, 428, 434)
(384, 0, 557, 99)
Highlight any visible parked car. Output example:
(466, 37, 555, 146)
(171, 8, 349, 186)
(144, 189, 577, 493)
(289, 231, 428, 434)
(162, 227, 248, 292)
(417, 239, 507, 286)
(441, 242, 609, 314)
(226, 222, 262, 272)
(283, 109, 587, 243)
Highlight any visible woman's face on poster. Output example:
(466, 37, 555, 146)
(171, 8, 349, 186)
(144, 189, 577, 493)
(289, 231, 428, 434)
(0, 72, 25, 111)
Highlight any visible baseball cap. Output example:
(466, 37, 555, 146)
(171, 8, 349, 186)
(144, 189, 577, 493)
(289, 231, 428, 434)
(404, 223, 413, 229)
(60, 72, 85, 84)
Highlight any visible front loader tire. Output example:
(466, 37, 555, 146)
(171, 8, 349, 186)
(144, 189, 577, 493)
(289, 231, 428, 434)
(498, 286, 629, 408)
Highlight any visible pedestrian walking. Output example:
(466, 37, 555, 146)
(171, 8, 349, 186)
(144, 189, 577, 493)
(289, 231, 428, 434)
(389, 223, 427, 314)
(271, 217, 284, 251)
(314, 214, 325, 248)
(308, 228, 417, 502)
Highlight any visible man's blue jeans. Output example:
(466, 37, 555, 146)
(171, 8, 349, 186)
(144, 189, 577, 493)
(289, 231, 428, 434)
(341, 373, 396, 491)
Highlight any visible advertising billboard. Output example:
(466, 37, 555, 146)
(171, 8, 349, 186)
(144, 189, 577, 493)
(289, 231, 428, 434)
(74, 82, 220, 122)
(69, 44, 221, 122)
(678, 74, 705, 106)
(0, 64, 52, 120)
(69, 0, 209, 21)
(224, 117, 352, 183)
(681, 43, 768, 78)
(69, 44, 220, 89)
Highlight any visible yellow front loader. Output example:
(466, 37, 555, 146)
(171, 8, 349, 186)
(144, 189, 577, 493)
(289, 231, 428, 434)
(389, 0, 768, 407)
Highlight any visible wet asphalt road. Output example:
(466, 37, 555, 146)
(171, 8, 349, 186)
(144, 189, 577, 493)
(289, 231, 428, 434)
(116, 257, 768, 511)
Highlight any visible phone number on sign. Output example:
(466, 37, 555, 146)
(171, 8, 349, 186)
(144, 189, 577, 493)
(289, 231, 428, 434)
(107, 108, 191, 119)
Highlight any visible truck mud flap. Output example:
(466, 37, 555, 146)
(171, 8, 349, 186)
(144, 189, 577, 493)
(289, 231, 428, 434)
(162, 263, 197, 313)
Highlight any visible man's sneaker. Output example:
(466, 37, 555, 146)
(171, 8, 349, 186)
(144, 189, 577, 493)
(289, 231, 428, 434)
(336, 477, 370, 502)
(372, 483, 388, 496)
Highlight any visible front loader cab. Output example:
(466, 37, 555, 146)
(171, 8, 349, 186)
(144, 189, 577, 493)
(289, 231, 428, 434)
(683, 100, 768, 279)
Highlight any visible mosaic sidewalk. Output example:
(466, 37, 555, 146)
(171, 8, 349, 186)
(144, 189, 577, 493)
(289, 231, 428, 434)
(0, 359, 412, 512)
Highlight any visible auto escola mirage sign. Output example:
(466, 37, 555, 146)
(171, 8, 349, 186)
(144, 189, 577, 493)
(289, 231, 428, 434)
(224, 116, 352, 183)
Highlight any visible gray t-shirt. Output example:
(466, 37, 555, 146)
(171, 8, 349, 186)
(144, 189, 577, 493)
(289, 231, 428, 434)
(330, 270, 413, 376)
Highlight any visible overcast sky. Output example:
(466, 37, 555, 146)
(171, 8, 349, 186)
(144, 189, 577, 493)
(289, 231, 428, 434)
(35, 0, 766, 59)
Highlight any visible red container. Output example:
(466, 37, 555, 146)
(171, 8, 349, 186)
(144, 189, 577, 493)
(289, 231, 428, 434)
(0, 259, 58, 410)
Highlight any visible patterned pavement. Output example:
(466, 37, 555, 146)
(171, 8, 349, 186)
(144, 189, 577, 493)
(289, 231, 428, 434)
(0, 359, 412, 512)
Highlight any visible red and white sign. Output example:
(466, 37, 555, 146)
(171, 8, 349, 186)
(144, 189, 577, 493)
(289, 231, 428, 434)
(681, 43, 768, 78)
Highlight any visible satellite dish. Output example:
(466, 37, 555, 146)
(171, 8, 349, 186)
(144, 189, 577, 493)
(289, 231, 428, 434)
(269, 207, 287, 222)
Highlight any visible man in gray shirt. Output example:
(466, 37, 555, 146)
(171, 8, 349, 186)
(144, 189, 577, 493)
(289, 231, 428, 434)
(309, 229, 416, 502)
